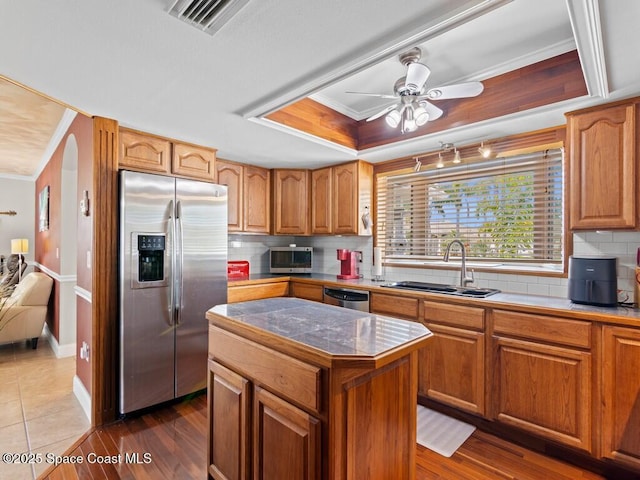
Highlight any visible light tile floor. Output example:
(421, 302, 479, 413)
(0, 339, 90, 480)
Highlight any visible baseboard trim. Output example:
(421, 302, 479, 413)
(43, 323, 76, 358)
(73, 375, 92, 423)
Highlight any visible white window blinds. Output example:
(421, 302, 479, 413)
(376, 148, 564, 267)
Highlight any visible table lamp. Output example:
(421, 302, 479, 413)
(10, 238, 28, 282)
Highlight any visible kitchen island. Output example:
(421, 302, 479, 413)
(206, 297, 432, 480)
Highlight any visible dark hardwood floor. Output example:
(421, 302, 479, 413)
(39, 393, 616, 480)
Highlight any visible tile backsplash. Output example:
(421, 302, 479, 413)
(228, 230, 640, 302)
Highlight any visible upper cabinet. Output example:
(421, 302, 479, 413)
(272, 169, 309, 235)
(216, 159, 270, 234)
(119, 128, 216, 182)
(566, 100, 637, 230)
(312, 160, 373, 235)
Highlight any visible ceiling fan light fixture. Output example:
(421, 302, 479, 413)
(385, 109, 401, 128)
(414, 105, 429, 126)
(402, 107, 417, 133)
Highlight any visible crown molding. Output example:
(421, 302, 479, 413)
(566, 0, 608, 98)
(33, 108, 78, 180)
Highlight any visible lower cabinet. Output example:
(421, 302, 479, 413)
(491, 310, 593, 453)
(227, 282, 289, 303)
(289, 282, 324, 302)
(254, 387, 320, 480)
(422, 301, 485, 415)
(208, 360, 250, 480)
(602, 325, 640, 470)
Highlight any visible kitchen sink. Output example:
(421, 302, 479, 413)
(382, 281, 500, 298)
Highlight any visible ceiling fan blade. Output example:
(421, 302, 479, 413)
(425, 82, 484, 100)
(420, 101, 443, 121)
(404, 62, 430, 92)
(365, 105, 397, 122)
(346, 91, 397, 99)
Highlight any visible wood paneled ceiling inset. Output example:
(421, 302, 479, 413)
(266, 98, 359, 150)
(267, 50, 587, 152)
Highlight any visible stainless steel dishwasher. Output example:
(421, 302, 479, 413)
(323, 287, 370, 312)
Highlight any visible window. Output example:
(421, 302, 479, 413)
(376, 148, 564, 270)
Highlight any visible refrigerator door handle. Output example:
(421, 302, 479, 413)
(167, 200, 175, 326)
(176, 200, 184, 325)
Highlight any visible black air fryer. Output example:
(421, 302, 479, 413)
(568, 256, 617, 307)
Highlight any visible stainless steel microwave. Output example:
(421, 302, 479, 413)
(270, 247, 313, 273)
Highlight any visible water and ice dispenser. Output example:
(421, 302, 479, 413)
(131, 233, 168, 288)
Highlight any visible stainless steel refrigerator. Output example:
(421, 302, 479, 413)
(119, 170, 227, 415)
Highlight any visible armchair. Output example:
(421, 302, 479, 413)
(0, 272, 53, 349)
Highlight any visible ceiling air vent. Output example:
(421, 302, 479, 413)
(168, 0, 250, 36)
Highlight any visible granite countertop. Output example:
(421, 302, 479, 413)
(228, 273, 640, 324)
(209, 297, 432, 357)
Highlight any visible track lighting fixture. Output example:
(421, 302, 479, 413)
(413, 157, 422, 172)
(478, 141, 491, 158)
(436, 152, 444, 169)
(453, 148, 461, 164)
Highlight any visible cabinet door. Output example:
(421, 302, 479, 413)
(492, 336, 592, 452)
(119, 129, 171, 174)
(568, 103, 636, 229)
(273, 169, 309, 235)
(172, 142, 216, 181)
(217, 161, 244, 231)
(244, 166, 271, 233)
(208, 360, 251, 480)
(332, 162, 358, 235)
(290, 282, 324, 302)
(311, 167, 332, 234)
(370, 292, 418, 320)
(602, 326, 640, 469)
(425, 323, 485, 415)
(253, 387, 320, 480)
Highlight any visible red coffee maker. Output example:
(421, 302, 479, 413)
(337, 249, 362, 279)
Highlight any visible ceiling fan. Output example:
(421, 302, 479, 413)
(347, 47, 484, 134)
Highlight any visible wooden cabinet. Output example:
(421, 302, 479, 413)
(491, 310, 593, 452)
(272, 169, 309, 235)
(289, 282, 324, 302)
(311, 167, 332, 234)
(253, 387, 320, 480)
(311, 161, 373, 235)
(422, 301, 485, 415)
(208, 329, 321, 480)
(172, 141, 216, 181)
(119, 128, 171, 174)
(119, 128, 216, 181)
(370, 292, 419, 320)
(566, 101, 637, 230)
(208, 360, 250, 480)
(227, 281, 288, 303)
(602, 325, 640, 470)
(216, 160, 271, 233)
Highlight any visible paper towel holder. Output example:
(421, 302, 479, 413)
(372, 246, 385, 282)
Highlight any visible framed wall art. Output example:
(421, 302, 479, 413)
(39, 185, 49, 232)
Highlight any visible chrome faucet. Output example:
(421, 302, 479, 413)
(443, 239, 474, 287)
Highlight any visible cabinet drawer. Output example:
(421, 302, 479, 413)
(290, 282, 324, 302)
(227, 282, 289, 303)
(370, 293, 419, 320)
(209, 326, 321, 414)
(492, 310, 591, 349)
(423, 301, 485, 330)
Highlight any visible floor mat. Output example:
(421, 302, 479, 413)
(416, 405, 476, 458)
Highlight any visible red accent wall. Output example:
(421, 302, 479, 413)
(35, 113, 93, 393)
